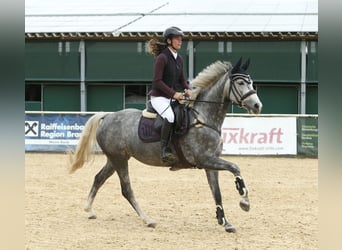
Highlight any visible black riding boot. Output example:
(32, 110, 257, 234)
(160, 119, 176, 164)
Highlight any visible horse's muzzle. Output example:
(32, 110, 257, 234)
(249, 102, 262, 114)
(242, 94, 262, 114)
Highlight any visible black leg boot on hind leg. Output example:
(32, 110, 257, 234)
(160, 119, 176, 164)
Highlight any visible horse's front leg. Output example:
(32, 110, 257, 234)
(235, 175, 250, 212)
(205, 170, 236, 233)
(199, 155, 250, 212)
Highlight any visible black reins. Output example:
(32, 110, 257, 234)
(179, 71, 258, 135)
(181, 98, 225, 105)
(181, 71, 256, 106)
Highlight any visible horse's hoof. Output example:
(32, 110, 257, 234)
(225, 224, 236, 233)
(88, 214, 97, 219)
(240, 197, 250, 212)
(147, 222, 157, 228)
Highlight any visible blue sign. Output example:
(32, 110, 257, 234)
(25, 114, 93, 152)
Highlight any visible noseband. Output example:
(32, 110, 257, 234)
(229, 73, 256, 107)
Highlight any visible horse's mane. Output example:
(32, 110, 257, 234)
(190, 60, 232, 101)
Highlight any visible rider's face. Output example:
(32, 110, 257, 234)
(169, 35, 182, 51)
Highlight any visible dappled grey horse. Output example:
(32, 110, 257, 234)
(69, 58, 262, 233)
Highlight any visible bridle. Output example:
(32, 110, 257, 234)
(229, 73, 257, 107)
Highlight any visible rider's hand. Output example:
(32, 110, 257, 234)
(173, 92, 184, 100)
(184, 89, 192, 97)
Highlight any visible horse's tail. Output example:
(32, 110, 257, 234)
(68, 112, 108, 174)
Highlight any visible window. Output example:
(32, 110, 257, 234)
(125, 85, 147, 104)
(25, 84, 41, 101)
(125, 84, 148, 110)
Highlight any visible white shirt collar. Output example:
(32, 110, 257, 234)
(168, 47, 178, 59)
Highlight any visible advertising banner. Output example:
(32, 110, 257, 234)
(221, 117, 297, 155)
(25, 113, 316, 156)
(25, 114, 93, 152)
(297, 117, 318, 156)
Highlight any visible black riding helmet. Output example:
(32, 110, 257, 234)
(163, 26, 184, 41)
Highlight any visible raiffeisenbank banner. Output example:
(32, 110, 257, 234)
(221, 117, 297, 155)
(25, 113, 93, 151)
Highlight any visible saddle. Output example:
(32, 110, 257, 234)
(138, 101, 192, 143)
(138, 101, 206, 168)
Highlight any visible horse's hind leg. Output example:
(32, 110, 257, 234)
(116, 160, 156, 228)
(205, 169, 236, 233)
(84, 160, 116, 219)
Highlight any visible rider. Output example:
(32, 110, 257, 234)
(147, 26, 192, 164)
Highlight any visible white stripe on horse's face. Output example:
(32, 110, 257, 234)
(244, 94, 263, 114)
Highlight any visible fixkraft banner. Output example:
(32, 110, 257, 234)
(221, 117, 297, 155)
(25, 114, 93, 151)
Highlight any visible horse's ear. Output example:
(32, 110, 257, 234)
(241, 58, 250, 71)
(232, 57, 242, 74)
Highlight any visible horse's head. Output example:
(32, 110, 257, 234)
(228, 57, 262, 114)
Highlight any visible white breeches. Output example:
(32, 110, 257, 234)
(150, 96, 175, 123)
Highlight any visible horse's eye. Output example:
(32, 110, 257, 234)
(238, 81, 244, 86)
